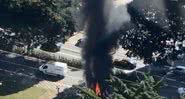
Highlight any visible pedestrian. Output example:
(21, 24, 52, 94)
(56, 86, 60, 94)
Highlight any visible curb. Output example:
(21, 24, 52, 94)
(0, 49, 82, 69)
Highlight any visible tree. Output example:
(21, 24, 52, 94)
(119, 0, 185, 64)
(54, 72, 163, 99)
(40, 0, 76, 52)
(0, 0, 77, 52)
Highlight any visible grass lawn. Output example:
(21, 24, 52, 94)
(0, 71, 49, 99)
(0, 86, 46, 99)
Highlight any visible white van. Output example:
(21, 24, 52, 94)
(39, 61, 68, 77)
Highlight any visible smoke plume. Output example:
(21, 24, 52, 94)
(105, 0, 132, 33)
(82, 0, 132, 97)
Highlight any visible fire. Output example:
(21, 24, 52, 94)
(95, 82, 101, 96)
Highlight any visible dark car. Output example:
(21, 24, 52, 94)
(113, 59, 136, 70)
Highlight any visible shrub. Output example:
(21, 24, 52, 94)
(0, 0, 78, 52)
(54, 72, 163, 99)
(31, 49, 82, 68)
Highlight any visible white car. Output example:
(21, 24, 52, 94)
(178, 87, 185, 96)
(39, 61, 68, 77)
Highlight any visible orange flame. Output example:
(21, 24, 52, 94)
(95, 82, 101, 96)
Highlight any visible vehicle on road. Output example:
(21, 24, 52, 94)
(172, 66, 185, 75)
(39, 61, 68, 77)
(178, 87, 185, 96)
(113, 59, 136, 70)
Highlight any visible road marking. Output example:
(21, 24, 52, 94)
(0, 59, 38, 70)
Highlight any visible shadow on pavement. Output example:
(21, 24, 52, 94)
(35, 71, 64, 82)
(0, 51, 63, 96)
(68, 67, 81, 72)
(0, 70, 40, 96)
(0, 51, 43, 68)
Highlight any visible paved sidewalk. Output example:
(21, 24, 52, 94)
(65, 31, 84, 45)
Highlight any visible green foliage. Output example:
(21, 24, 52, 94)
(108, 73, 163, 99)
(120, 0, 185, 63)
(40, 42, 60, 52)
(0, 0, 77, 52)
(71, 0, 84, 31)
(54, 73, 163, 99)
(31, 49, 82, 68)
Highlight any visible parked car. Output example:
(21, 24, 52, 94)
(172, 66, 185, 75)
(178, 87, 185, 96)
(113, 59, 136, 70)
(39, 61, 68, 77)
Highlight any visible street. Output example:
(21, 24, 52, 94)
(0, 50, 83, 98)
(0, 48, 185, 99)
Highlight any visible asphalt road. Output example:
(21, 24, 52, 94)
(0, 50, 83, 94)
(0, 50, 184, 99)
(136, 67, 185, 99)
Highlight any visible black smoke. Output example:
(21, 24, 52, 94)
(82, 0, 114, 97)
(81, 0, 131, 97)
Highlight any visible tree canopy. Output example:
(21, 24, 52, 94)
(0, 0, 77, 52)
(120, 0, 185, 64)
